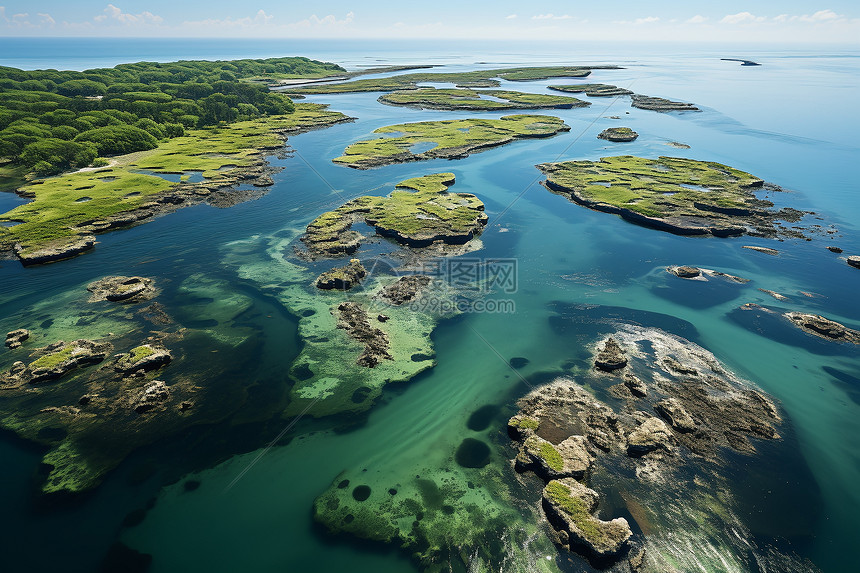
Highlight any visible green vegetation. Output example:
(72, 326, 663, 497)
(537, 156, 790, 236)
(304, 173, 487, 254)
(125, 345, 155, 364)
(0, 57, 342, 179)
(29, 345, 75, 370)
(334, 115, 569, 169)
(378, 87, 589, 111)
(510, 416, 540, 430)
(544, 480, 604, 541)
(0, 102, 349, 260)
(527, 436, 564, 472)
(285, 66, 610, 95)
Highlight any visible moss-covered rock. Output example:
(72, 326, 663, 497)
(542, 479, 632, 560)
(315, 259, 367, 290)
(115, 344, 171, 373)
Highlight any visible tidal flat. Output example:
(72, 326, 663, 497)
(1, 41, 859, 573)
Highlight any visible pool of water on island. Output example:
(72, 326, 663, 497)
(0, 46, 859, 573)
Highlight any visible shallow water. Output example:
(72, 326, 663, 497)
(1, 40, 859, 573)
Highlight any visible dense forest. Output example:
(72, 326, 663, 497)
(0, 57, 344, 176)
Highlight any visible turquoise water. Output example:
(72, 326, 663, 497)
(1, 39, 859, 573)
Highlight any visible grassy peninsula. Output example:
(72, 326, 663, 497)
(378, 87, 589, 111)
(0, 57, 351, 264)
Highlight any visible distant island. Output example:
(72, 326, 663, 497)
(721, 58, 762, 66)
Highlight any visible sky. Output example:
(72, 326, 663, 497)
(1, 1, 859, 43)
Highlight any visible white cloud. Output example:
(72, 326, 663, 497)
(94, 4, 163, 25)
(635, 16, 659, 24)
(37, 12, 55, 26)
(687, 15, 707, 24)
(797, 9, 840, 23)
(532, 14, 572, 21)
(505, 14, 518, 20)
(720, 12, 765, 25)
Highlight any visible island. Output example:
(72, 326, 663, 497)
(537, 155, 810, 238)
(598, 127, 639, 142)
(378, 87, 589, 111)
(549, 84, 700, 112)
(334, 115, 569, 169)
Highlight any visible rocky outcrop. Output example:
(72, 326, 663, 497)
(667, 265, 700, 278)
(630, 95, 699, 112)
(848, 255, 860, 269)
(626, 416, 674, 455)
(15, 235, 96, 266)
(133, 380, 170, 413)
(377, 275, 432, 305)
(785, 312, 860, 345)
(87, 276, 156, 303)
(316, 259, 367, 290)
(595, 337, 627, 371)
(515, 434, 593, 479)
(542, 478, 632, 561)
(24, 339, 112, 383)
(623, 373, 648, 397)
(598, 127, 638, 142)
(653, 398, 696, 433)
(5, 328, 29, 349)
(335, 302, 393, 367)
(115, 344, 172, 373)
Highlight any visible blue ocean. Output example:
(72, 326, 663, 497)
(0, 38, 858, 573)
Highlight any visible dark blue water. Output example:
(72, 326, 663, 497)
(1, 38, 859, 573)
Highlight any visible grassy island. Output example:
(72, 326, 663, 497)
(304, 172, 487, 255)
(378, 87, 589, 111)
(335, 114, 568, 169)
(538, 156, 806, 237)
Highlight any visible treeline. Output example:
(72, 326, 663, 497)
(0, 57, 344, 176)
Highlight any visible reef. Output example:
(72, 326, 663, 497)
(334, 115, 569, 170)
(0, 271, 267, 494)
(666, 265, 749, 283)
(378, 87, 589, 111)
(335, 301, 393, 367)
(87, 276, 156, 303)
(302, 173, 487, 257)
(538, 156, 814, 238)
(598, 127, 638, 142)
(508, 325, 787, 569)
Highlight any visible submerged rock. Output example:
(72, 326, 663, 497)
(595, 337, 627, 371)
(5, 328, 30, 349)
(133, 380, 170, 413)
(87, 276, 156, 303)
(542, 478, 632, 560)
(377, 275, 432, 305)
(316, 259, 367, 290)
(336, 302, 393, 367)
